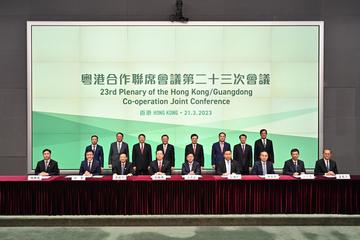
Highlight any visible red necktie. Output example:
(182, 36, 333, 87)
(193, 144, 196, 153)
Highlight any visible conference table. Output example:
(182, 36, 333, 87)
(0, 175, 359, 215)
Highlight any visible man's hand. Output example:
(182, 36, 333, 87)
(39, 172, 49, 176)
(83, 171, 92, 177)
(108, 164, 112, 169)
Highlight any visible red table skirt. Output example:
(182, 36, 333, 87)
(0, 175, 359, 215)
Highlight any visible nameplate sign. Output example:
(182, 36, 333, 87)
(151, 175, 167, 180)
(227, 174, 242, 180)
(300, 174, 315, 179)
(182, 175, 200, 180)
(113, 175, 127, 181)
(27, 175, 42, 181)
(264, 174, 280, 179)
(71, 176, 86, 181)
(336, 174, 351, 179)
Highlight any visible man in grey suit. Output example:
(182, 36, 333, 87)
(108, 132, 129, 169)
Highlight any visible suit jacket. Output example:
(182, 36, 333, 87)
(85, 144, 104, 167)
(156, 144, 175, 167)
(35, 159, 60, 176)
(112, 161, 134, 175)
(149, 160, 171, 175)
(108, 141, 129, 166)
(211, 141, 231, 166)
(254, 138, 275, 163)
(251, 161, 275, 175)
(282, 159, 306, 175)
(314, 158, 338, 175)
(181, 161, 201, 175)
(79, 160, 101, 175)
(216, 159, 241, 175)
(233, 143, 253, 174)
(184, 143, 204, 167)
(132, 143, 152, 171)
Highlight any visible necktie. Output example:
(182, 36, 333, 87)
(262, 162, 267, 175)
(262, 139, 266, 148)
(88, 161, 91, 170)
(121, 163, 125, 175)
(193, 144, 196, 153)
(141, 144, 144, 154)
(189, 163, 192, 171)
(158, 161, 162, 172)
(117, 142, 121, 153)
(326, 160, 330, 171)
(163, 145, 167, 154)
(220, 142, 224, 153)
(294, 161, 298, 172)
(227, 161, 231, 174)
(45, 160, 49, 171)
(242, 144, 245, 155)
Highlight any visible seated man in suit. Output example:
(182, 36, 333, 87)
(184, 134, 204, 168)
(112, 153, 134, 176)
(233, 134, 253, 174)
(254, 129, 275, 163)
(149, 150, 171, 175)
(314, 148, 338, 176)
(283, 148, 306, 176)
(182, 153, 201, 175)
(211, 132, 231, 169)
(156, 134, 175, 171)
(85, 135, 104, 172)
(35, 148, 60, 176)
(216, 150, 241, 176)
(251, 150, 275, 175)
(79, 150, 101, 176)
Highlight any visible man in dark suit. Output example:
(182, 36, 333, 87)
(108, 132, 129, 168)
(156, 134, 175, 169)
(185, 134, 204, 167)
(112, 153, 134, 176)
(79, 150, 101, 175)
(211, 132, 231, 169)
(35, 148, 60, 176)
(314, 148, 338, 176)
(149, 150, 171, 175)
(85, 135, 104, 169)
(233, 134, 253, 174)
(254, 129, 275, 163)
(216, 150, 241, 175)
(251, 150, 275, 175)
(283, 148, 306, 176)
(182, 153, 201, 175)
(132, 134, 152, 175)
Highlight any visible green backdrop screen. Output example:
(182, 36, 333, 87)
(29, 22, 321, 170)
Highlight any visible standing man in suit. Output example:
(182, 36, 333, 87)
(108, 132, 129, 169)
(149, 150, 171, 175)
(233, 134, 253, 174)
(132, 134, 152, 175)
(156, 134, 175, 170)
(283, 148, 306, 176)
(254, 129, 275, 163)
(216, 150, 241, 175)
(112, 153, 134, 176)
(79, 150, 101, 176)
(182, 153, 201, 175)
(85, 135, 104, 171)
(35, 148, 60, 176)
(314, 148, 338, 176)
(211, 132, 231, 169)
(185, 134, 204, 168)
(251, 151, 275, 175)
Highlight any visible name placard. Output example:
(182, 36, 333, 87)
(264, 174, 280, 179)
(182, 175, 200, 180)
(336, 174, 351, 179)
(227, 174, 242, 180)
(113, 174, 127, 181)
(151, 174, 167, 180)
(300, 174, 315, 179)
(27, 175, 42, 181)
(71, 176, 86, 181)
